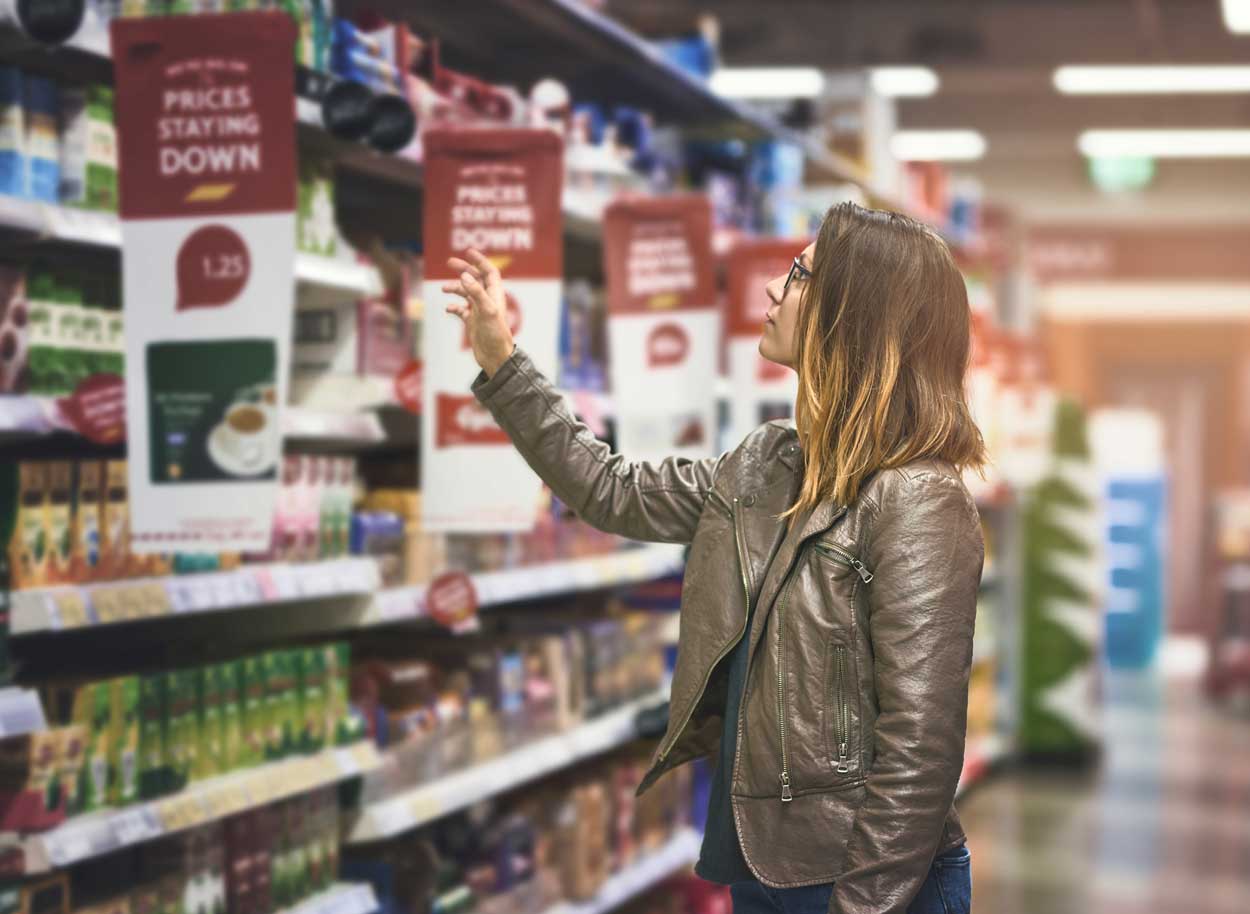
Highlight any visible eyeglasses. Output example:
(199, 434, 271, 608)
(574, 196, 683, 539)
(783, 257, 812, 295)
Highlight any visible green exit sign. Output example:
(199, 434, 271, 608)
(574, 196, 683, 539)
(1089, 156, 1155, 192)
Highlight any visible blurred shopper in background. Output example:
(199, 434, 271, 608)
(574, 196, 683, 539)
(445, 201, 986, 914)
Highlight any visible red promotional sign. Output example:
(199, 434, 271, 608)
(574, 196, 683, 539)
(111, 12, 297, 220)
(603, 196, 714, 315)
(422, 129, 564, 280)
(426, 571, 479, 631)
(394, 359, 423, 415)
(725, 238, 807, 337)
(647, 322, 689, 368)
(59, 374, 126, 444)
(435, 394, 511, 447)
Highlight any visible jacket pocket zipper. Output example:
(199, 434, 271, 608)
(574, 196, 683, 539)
(833, 644, 851, 774)
(811, 542, 874, 583)
(776, 576, 795, 802)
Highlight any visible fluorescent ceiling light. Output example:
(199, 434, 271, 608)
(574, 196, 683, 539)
(890, 130, 986, 161)
(708, 67, 825, 99)
(1078, 129, 1250, 158)
(1222, 0, 1250, 33)
(870, 67, 939, 97)
(1055, 65, 1250, 94)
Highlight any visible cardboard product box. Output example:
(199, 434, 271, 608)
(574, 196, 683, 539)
(136, 675, 167, 800)
(0, 729, 69, 832)
(238, 657, 266, 768)
(124, 883, 157, 914)
(294, 649, 326, 754)
(108, 677, 139, 806)
(9, 462, 48, 590)
(296, 156, 337, 258)
(72, 461, 104, 583)
(163, 670, 196, 791)
(224, 813, 256, 914)
(18, 875, 69, 914)
(556, 780, 611, 901)
(194, 667, 223, 781)
(262, 651, 297, 761)
(74, 682, 112, 812)
(218, 662, 242, 774)
(325, 643, 359, 745)
(100, 461, 132, 581)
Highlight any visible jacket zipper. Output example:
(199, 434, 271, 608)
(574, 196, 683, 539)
(776, 576, 795, 801)
(833, 644, 851, 774)
(657, 492, 750, 763)
(812, 542, 874, 583)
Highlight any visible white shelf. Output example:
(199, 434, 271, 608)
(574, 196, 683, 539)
(541, 828, 702, 914)
(0, 688, 48, 739)
(25, 742, 381, 874)
(294, 253, 384, 297)
(369, 543, 687, 626)
(10, 557, 382, 635)
(279, 884, 380, 914)
(10, 544, 687, 637)
(347, 685, 671, 843)
(283, 406, 389, 443)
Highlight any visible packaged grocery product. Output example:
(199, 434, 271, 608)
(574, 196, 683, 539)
(85, 86, 117, 212)
(75, 681, 112, 811)
(109, 676, 140, 806)
(0, 67, 24, 197)
(72, 461, 104, 582)
(57, 87, 87, 205)
(22, 75, 59, 203)
(44, 462, 73, 584)
(9, 462, 48, 589)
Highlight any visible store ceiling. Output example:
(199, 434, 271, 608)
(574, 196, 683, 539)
(614, 0, 1250, 224)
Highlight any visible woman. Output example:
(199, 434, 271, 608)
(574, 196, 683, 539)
(444, 202, 985, 914)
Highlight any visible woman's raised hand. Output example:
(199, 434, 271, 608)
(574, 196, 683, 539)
(442, 248, 515, 377)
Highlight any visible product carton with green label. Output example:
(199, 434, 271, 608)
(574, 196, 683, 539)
(138, 674, 166, 799)
(73, 682, 112, 811)
(109, 676, 139, 805)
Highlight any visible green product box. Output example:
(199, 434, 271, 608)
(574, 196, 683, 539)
(325, 643, 357, 745)
(262, 651, 298, 760)
(25, 270, 59, 396)
(195, 666, 223, 781)
(219, 661, 242, 773)
(164, 671, 197, 791)
(85, 86, 117, 213)
(295, 648, 326, 754)
(137, 675, 167, 799)
(240, 656, 266, 767)
(110, 676, 139, 806)
(296, 157, 336, 257)
(75, 682, 112, 811)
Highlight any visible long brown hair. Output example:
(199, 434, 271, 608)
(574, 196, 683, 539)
(784, 202, 987, 521)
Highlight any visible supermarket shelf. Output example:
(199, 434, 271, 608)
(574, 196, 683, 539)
(956, 732, 1010, 797)
(369, 543, 687, 626)
(541, 827, 702, 914)
(9, 544, 686, 637)
(347, 685, 671, 843)
(278, 884, 380, 914)
(294, 254, 385, 297)
(21, 741, 381, 874)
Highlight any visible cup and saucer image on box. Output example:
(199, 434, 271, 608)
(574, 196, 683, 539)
(146, 339, 280, 483)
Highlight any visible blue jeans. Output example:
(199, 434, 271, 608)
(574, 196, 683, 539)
(729, 844, 972, 914)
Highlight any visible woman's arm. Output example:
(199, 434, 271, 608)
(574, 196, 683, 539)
(472, 346, 725, 544)
(829, 471, 983, 914)
(444, 249, 723, 544)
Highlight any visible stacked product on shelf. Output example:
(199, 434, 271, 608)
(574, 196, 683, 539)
(33, 787, 341, 914)
(343, 743, 694, 914)
(0, 642, 359, 833)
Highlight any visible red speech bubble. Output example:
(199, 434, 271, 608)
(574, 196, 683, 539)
(58, 373, 126, 444)
(176, 224, 251, 311)
(647, 321, 689, 368)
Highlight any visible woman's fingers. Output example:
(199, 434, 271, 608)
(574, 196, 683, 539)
(464, 249, 500, 291)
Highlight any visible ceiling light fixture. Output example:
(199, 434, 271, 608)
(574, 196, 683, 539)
(1221, 0, 1250, 33)
(890, 130, 987, 161)
(1078, 129, 1250, 158)
(869, 67, 940, 97)
(708, 67, 825, 99)
(1055, 65, 1250, 94)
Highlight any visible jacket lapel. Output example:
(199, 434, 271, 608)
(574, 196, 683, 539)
(745, 499, 848, 657)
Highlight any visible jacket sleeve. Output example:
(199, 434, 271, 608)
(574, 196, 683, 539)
(829, 471, 983, 914)
(470, 346, 725, 544)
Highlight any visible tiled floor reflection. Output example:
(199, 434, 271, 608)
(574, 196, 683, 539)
(960, 668, 1250, 914)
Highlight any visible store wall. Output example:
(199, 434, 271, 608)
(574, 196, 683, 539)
(1039, 286, 1250, 637)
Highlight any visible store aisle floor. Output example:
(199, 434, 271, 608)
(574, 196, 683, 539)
(958, 662, 1250, 914)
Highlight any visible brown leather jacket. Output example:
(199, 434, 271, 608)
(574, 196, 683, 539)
(472, 347, 983, 914)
